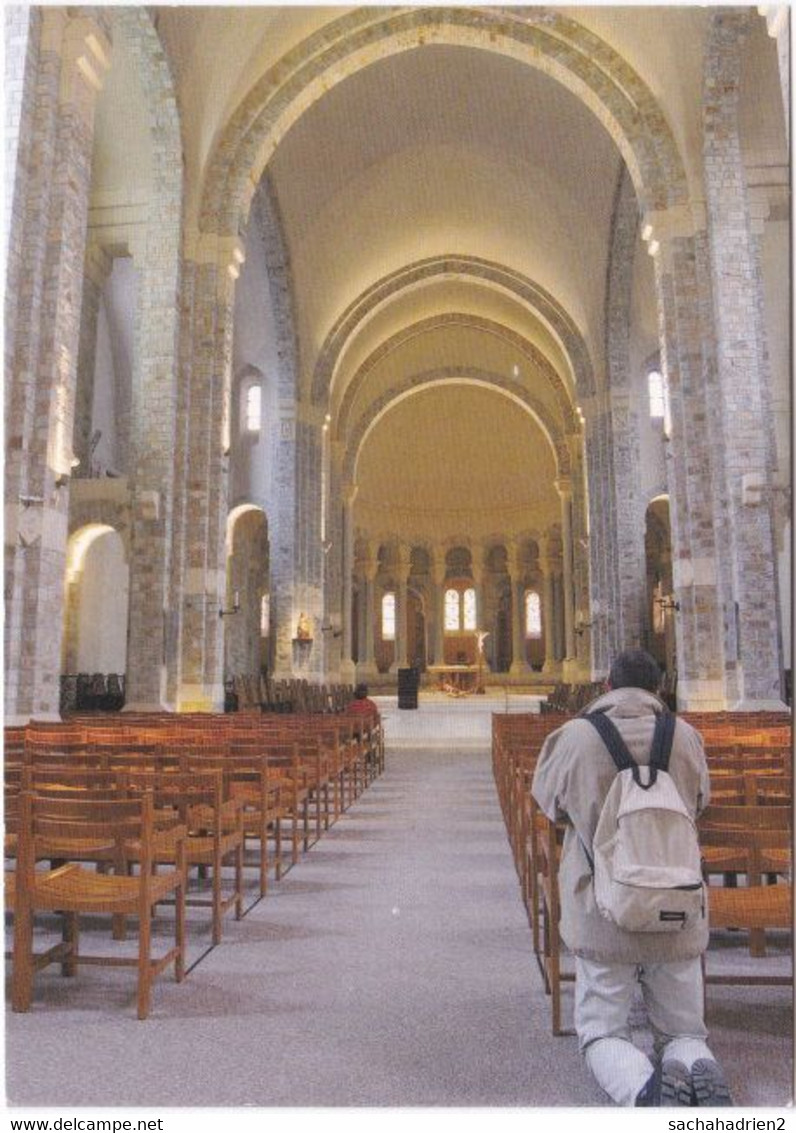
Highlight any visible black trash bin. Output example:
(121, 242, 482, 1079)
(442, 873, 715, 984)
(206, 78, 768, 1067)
(397, 666, 419, 710)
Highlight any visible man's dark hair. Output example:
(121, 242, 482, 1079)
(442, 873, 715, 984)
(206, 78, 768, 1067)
(608, 649, 661, 693)
(354, 683, 369, 699)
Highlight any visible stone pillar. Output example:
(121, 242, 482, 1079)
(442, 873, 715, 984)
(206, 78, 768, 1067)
(644, 207, 727, 711)
(174, 235, 243, 711)
(391, 545, 411, 672)
(357, 547, 379, 677)
(556, 478, 576, 666)
(472, 552, 490, 672)
(539, 535, 558, 675)
(4, 12, 111, 722)
(339, 484, 357, 683)
(701, 9, 786, 709)
(596, 162, 648, 668)
(430, 554, 446, 666)
(507, 543, 530, 677)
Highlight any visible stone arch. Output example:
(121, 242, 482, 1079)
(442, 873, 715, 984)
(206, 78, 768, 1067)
(343, 369, 572, 485)
(312, 255, 595, 405)
(335, 313, 578, 436)
(200, 7, 687, 240)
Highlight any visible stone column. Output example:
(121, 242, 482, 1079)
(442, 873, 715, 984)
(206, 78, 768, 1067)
(644, 208, 726, 711)
(174, 235, 244, 711)
(4, 12, 111, 722)
(357, 547, 379, 678)
(391, 545, 411, 672)
(430, 553, 446, 666)
(472, 552, 490, 672)
(507, 543, 530, 677)
(556, 478, 576, 666)
(339, 484, 357, 683)
(702, 9, 786, 709)
(539, 535, 558, 674)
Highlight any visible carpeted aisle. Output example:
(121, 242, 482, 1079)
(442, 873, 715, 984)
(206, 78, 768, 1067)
(5, 733, 793, 1107)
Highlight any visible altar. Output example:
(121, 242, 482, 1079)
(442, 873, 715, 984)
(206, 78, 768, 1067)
(427, 664, 481, 693)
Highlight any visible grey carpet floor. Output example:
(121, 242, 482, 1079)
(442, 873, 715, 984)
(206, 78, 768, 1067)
(5, 743, 793, 1108)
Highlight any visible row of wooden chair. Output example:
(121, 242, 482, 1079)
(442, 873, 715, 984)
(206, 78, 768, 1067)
(5, 709, 386, 1018)
(228, 674, 355, 715)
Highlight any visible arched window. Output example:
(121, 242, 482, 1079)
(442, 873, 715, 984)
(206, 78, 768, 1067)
(244, 382, 261, 433)
(444, 588, 460, 631)
(445, 586, 478, 631)
(525, 590, 542, 638)
(382, 592, 396, 641)
(260, 593, 270, 637)
(648, 367, 671, 437)
(648, 369, 665, 418)
(463, 588, 476, 631)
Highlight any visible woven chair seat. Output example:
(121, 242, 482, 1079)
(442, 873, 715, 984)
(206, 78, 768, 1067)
(708, 881, 792, 930)
(28, 861, 180, 914)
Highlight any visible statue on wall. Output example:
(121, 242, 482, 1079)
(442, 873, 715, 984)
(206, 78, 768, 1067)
(296, 612, 312, 641)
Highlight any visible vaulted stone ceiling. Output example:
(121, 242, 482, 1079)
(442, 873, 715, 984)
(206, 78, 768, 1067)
(96, 6, 742, 542)
(267, 42, 621, 376)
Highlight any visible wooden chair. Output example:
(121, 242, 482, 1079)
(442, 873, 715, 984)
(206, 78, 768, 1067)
(532, 800, 575, 1035)
(699, 804, 792, 977)
(11, 791, 187, 1019)
(121, 769, 243, 946)
(183, 752, 283, 896)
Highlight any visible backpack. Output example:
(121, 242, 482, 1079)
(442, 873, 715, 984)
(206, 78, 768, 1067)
(584, 709, 706, 934)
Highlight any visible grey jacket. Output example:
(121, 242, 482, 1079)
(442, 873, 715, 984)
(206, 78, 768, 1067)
(531, 686, 711, 963)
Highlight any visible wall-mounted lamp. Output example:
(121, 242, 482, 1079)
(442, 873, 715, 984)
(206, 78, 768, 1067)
(219, 590, 241, 618)
(321, 618, 342, 639)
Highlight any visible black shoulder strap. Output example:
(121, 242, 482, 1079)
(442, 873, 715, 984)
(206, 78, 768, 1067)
(585, 711, 636, 773)
(585, 707, 675, 789)
(649, 708, 676, 773)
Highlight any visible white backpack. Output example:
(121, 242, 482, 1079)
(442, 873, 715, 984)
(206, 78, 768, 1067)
(586, 709, 706, 934)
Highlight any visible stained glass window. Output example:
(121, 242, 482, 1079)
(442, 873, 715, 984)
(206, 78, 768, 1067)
(525, 590, 542, 638)
(463, 588, 476, 631)
(382, 592, 395, 641)
(260, 592, 270, 636)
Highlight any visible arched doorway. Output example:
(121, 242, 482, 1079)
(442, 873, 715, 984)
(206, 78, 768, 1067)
(62, 525, 130, 709)
(224, 506, 270, 687)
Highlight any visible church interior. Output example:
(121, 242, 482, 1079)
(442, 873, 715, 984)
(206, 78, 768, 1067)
(3, 3, 793, 1111)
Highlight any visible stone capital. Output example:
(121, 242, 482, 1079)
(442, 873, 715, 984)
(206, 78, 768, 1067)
(641, 202, 707, 260)
(184, 231, 246, 285)
(84, 240, 115, 288)
(554, 477, 572, 501)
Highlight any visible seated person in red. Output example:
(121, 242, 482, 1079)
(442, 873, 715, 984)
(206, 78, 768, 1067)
(346, 683, 380, 719)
